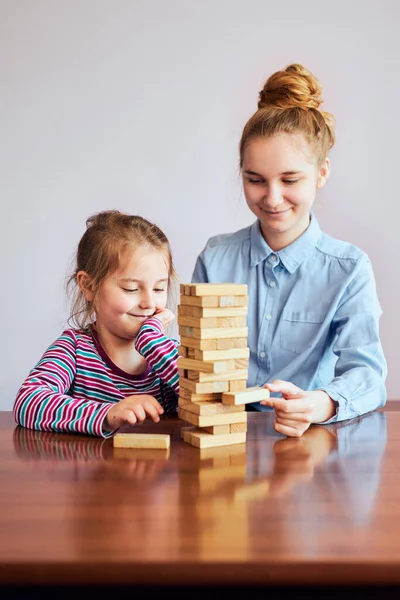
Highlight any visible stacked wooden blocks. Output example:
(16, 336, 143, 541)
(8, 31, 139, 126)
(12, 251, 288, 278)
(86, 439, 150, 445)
(177, 283, 270, 449)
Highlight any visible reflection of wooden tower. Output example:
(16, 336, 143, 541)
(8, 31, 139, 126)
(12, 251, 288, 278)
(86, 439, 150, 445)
(178, 283, 270, 448)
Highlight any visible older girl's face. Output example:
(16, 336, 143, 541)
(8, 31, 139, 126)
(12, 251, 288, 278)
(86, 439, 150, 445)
(242, 133, 329, 251)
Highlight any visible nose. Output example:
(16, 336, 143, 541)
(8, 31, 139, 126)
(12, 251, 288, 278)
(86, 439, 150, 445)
(138, 289, 155, 309)
(262, 183, 283, 209)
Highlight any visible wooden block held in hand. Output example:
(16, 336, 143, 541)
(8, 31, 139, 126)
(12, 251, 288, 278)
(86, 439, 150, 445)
(113, 433, 170, 449)
(222, 387, 271, 405)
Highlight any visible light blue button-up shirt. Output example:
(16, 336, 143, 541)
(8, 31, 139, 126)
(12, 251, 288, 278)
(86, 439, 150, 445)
(191, 213, 387, 422)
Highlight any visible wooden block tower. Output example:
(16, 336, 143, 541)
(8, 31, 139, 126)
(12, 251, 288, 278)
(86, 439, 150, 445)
(177, 283, 270, 448)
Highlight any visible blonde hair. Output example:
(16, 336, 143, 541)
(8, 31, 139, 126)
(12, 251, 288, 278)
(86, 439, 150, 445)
(239, 63, 335, 166)
(66, 210, 177, 329)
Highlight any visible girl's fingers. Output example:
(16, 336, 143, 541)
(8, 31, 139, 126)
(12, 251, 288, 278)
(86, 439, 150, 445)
(265, 379, 304, 397)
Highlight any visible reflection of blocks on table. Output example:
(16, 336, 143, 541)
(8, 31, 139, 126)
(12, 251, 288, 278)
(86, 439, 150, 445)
(178, 283, 257, 449)
(113, 433, 170, 449)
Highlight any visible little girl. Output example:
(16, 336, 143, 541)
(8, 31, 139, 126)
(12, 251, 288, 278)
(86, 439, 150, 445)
(14, 210, 179, 437)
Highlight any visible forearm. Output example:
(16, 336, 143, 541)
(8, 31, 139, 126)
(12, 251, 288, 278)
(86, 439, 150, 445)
(319, 366, 387, 423)
(14, 384, 113, 437)
(135, 318, 179, 395)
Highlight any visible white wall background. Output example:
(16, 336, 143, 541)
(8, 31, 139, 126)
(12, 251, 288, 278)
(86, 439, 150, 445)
(1, 0, 399, 409)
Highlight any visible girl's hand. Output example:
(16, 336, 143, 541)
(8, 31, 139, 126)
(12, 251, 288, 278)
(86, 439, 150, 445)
(259, 380, 337, 437)
(104, 394, 164, 432)
(152, 308, 175, 331)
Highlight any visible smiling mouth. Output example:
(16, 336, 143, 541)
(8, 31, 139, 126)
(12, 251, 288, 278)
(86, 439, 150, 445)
(128, 314, 153, 318)
(260, 207, 290, 215)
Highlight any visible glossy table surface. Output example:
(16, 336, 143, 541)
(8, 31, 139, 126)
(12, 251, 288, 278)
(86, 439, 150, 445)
(1, 404, 400, 587)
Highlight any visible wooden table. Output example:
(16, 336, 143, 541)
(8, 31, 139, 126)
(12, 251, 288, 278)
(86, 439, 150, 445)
(1, 405, 400, 597)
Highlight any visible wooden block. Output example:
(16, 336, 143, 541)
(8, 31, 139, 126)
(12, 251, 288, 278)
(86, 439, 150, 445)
(113, 433, 170, 449)
(235, 358, 249, 369)
(178, 368, 187, 378)
(222, 386, 271, 405)
(194, 347, 250, 361)
(233, 480, 270, 502)
(178, 407, 247, 427)
(180, 284, 192, 296)
(230, 422, 247, 433)
(189, 283, 248, 297)
(177, 357, 235, 373)
(178, 305, 248, 318)
(179, 388, 223, 402)
(178, 345, 187, 357)
(180, 295, 220, 307)
(203, 424, 231, 435)
(178, 397, 245, 415)
(187, 348, 196, 358)
(182, 428, 246, 449)
(187, 369, 248, 383)
(179, 378, 229, 394)
(179, 326, 248, 340)
(113, 447, 170, 460)
(219, 295, 248, 307)
(178, 316, 247, 329)
(229, 380, 247, 391)
(198, 443, 247, 462)
(217, 337, 248, 350)
(180, 336, 218, 351)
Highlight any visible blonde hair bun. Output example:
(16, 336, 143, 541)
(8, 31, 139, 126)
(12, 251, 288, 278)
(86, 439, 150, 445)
(258, 63, 323, 111)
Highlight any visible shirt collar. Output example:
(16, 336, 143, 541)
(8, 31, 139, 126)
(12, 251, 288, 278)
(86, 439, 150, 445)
(249, 212, 323, 273)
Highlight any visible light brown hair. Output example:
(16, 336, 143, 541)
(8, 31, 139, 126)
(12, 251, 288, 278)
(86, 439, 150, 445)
(239, 63, 335, 167)
(66, 210, 177, 329)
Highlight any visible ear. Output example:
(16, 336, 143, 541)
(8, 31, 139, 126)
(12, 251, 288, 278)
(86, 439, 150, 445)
(317, 157, 330, 189)
(76, 271, 95, 302)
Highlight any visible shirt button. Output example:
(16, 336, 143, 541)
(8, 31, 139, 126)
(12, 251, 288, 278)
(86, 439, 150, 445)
(269, 281, 276, 287)
(259, 351, 266, 358)
(265, 314, 272, 320)
(269, 254, 278, 263)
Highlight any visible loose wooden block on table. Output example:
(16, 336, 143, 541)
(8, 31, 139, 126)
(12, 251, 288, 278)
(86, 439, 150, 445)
(113, 433, 170, 449)
(222, 386, 271, 405)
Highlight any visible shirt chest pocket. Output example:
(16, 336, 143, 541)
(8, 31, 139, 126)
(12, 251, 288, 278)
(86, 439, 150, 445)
(280, 311, 325, 355)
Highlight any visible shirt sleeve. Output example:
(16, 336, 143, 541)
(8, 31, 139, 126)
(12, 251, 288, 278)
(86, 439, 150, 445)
(191, 248, 209, 283)
(13, 330, 113, 438)
(319, 257, 387, 423)
(134, 318, 179, 399)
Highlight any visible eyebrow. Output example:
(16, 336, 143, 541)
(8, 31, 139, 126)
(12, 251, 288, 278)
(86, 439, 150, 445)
(244, 169, 302, 176)
(119, 278, 169, 284)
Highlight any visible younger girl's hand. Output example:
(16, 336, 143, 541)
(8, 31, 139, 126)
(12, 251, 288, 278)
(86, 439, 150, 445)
(152, 308, 175, 331)
(104, 394, 164, 432)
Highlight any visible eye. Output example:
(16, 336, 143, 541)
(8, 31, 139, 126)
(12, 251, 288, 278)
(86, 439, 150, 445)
(246, 178, 264, 184)
(154, 288, 166, 293)
(122, 288, 138, 293)
(282, 179, 299, 185)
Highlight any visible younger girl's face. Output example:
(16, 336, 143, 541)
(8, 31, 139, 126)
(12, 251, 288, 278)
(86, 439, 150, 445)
(93, 246, 170, 341)
(242, 133, 329, 250)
